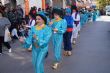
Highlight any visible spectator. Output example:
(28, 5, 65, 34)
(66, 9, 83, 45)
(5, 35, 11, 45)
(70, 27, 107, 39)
(11, 25, 19, 40)
(0, 13, 12, 54)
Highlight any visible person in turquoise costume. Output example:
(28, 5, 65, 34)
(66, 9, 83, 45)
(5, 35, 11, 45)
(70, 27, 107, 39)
(96, 9, 100, 17)
(93, 9, 97, 22)
(19, 14, 52, 73)
(79, 11, 84, 28)
(49, 8, 67, 69)
(38, 11, 50, 25)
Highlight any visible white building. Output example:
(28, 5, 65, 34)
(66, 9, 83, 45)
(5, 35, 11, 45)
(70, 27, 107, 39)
(1, 0, 68, 15)
(1, 0, 10, 5)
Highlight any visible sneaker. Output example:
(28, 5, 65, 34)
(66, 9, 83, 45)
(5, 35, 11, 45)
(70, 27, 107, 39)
(67, 51, 72, 56)
(63, 51, 68, 56)
(73, 41, 76, 45)
(9, 48, 12, 53)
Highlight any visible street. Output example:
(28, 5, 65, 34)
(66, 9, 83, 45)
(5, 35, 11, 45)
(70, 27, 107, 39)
(0, 16, 110, 73)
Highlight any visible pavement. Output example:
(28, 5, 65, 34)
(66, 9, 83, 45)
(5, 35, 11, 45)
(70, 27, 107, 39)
(0, 16, 110, 73)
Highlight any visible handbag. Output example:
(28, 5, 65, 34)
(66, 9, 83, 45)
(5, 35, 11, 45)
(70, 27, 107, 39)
(4, 27, 12, 42)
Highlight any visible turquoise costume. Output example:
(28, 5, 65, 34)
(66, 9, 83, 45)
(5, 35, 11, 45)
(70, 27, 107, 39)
(51, 19, 67, 62)
(23, 25, 52, 73)
(93, 11, 97, 22)
(96, 10, 100, 17)
(80, 13, 85, 27)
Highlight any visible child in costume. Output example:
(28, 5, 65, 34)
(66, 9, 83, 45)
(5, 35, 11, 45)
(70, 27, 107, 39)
(71, 6, 80, 45)
(49, 8, 67, 69)
(63, 8, 73, 56)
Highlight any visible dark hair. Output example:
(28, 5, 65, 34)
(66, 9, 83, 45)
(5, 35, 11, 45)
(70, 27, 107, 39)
(29, 12, 36, 19)
(71, 5, 78, 12)
(36, 14, 47, 24)
(52, 8, 63, 18)
(38, 8, 41, 11)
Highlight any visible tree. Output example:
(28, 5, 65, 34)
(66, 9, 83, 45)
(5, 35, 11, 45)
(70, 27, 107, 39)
(97, 0, 110, 9)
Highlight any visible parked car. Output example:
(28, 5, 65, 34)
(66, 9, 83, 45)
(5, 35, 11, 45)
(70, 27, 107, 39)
(105, 5, 110, 16)
(106, 10, 110, 16)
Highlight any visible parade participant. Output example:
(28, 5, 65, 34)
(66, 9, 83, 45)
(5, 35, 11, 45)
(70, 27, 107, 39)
(0, 13, 12, 54)
(19, 14, 52, 73)
(71, 6, 80, 45)
(96, 9, 100, 17)
(25, 13, 36, 52)
(26, 12, 36, 28)
(49, 8, 67, 69)
(93, 9, 97, 22)
(29, 6, 37, 19)
(11, 25, 19, 40)
(63, 8, 73, 56)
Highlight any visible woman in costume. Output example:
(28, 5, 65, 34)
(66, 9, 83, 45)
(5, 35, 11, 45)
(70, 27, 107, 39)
(49, 8, 67, 69)
(19, 14, 52, 73)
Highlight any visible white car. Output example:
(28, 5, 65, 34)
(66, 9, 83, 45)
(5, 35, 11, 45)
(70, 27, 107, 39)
(106, 10, 110, 16)
(105, 5, 110, 16)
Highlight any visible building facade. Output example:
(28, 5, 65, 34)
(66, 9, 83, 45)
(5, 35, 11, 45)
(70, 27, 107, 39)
(0, 0, 73, 15)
